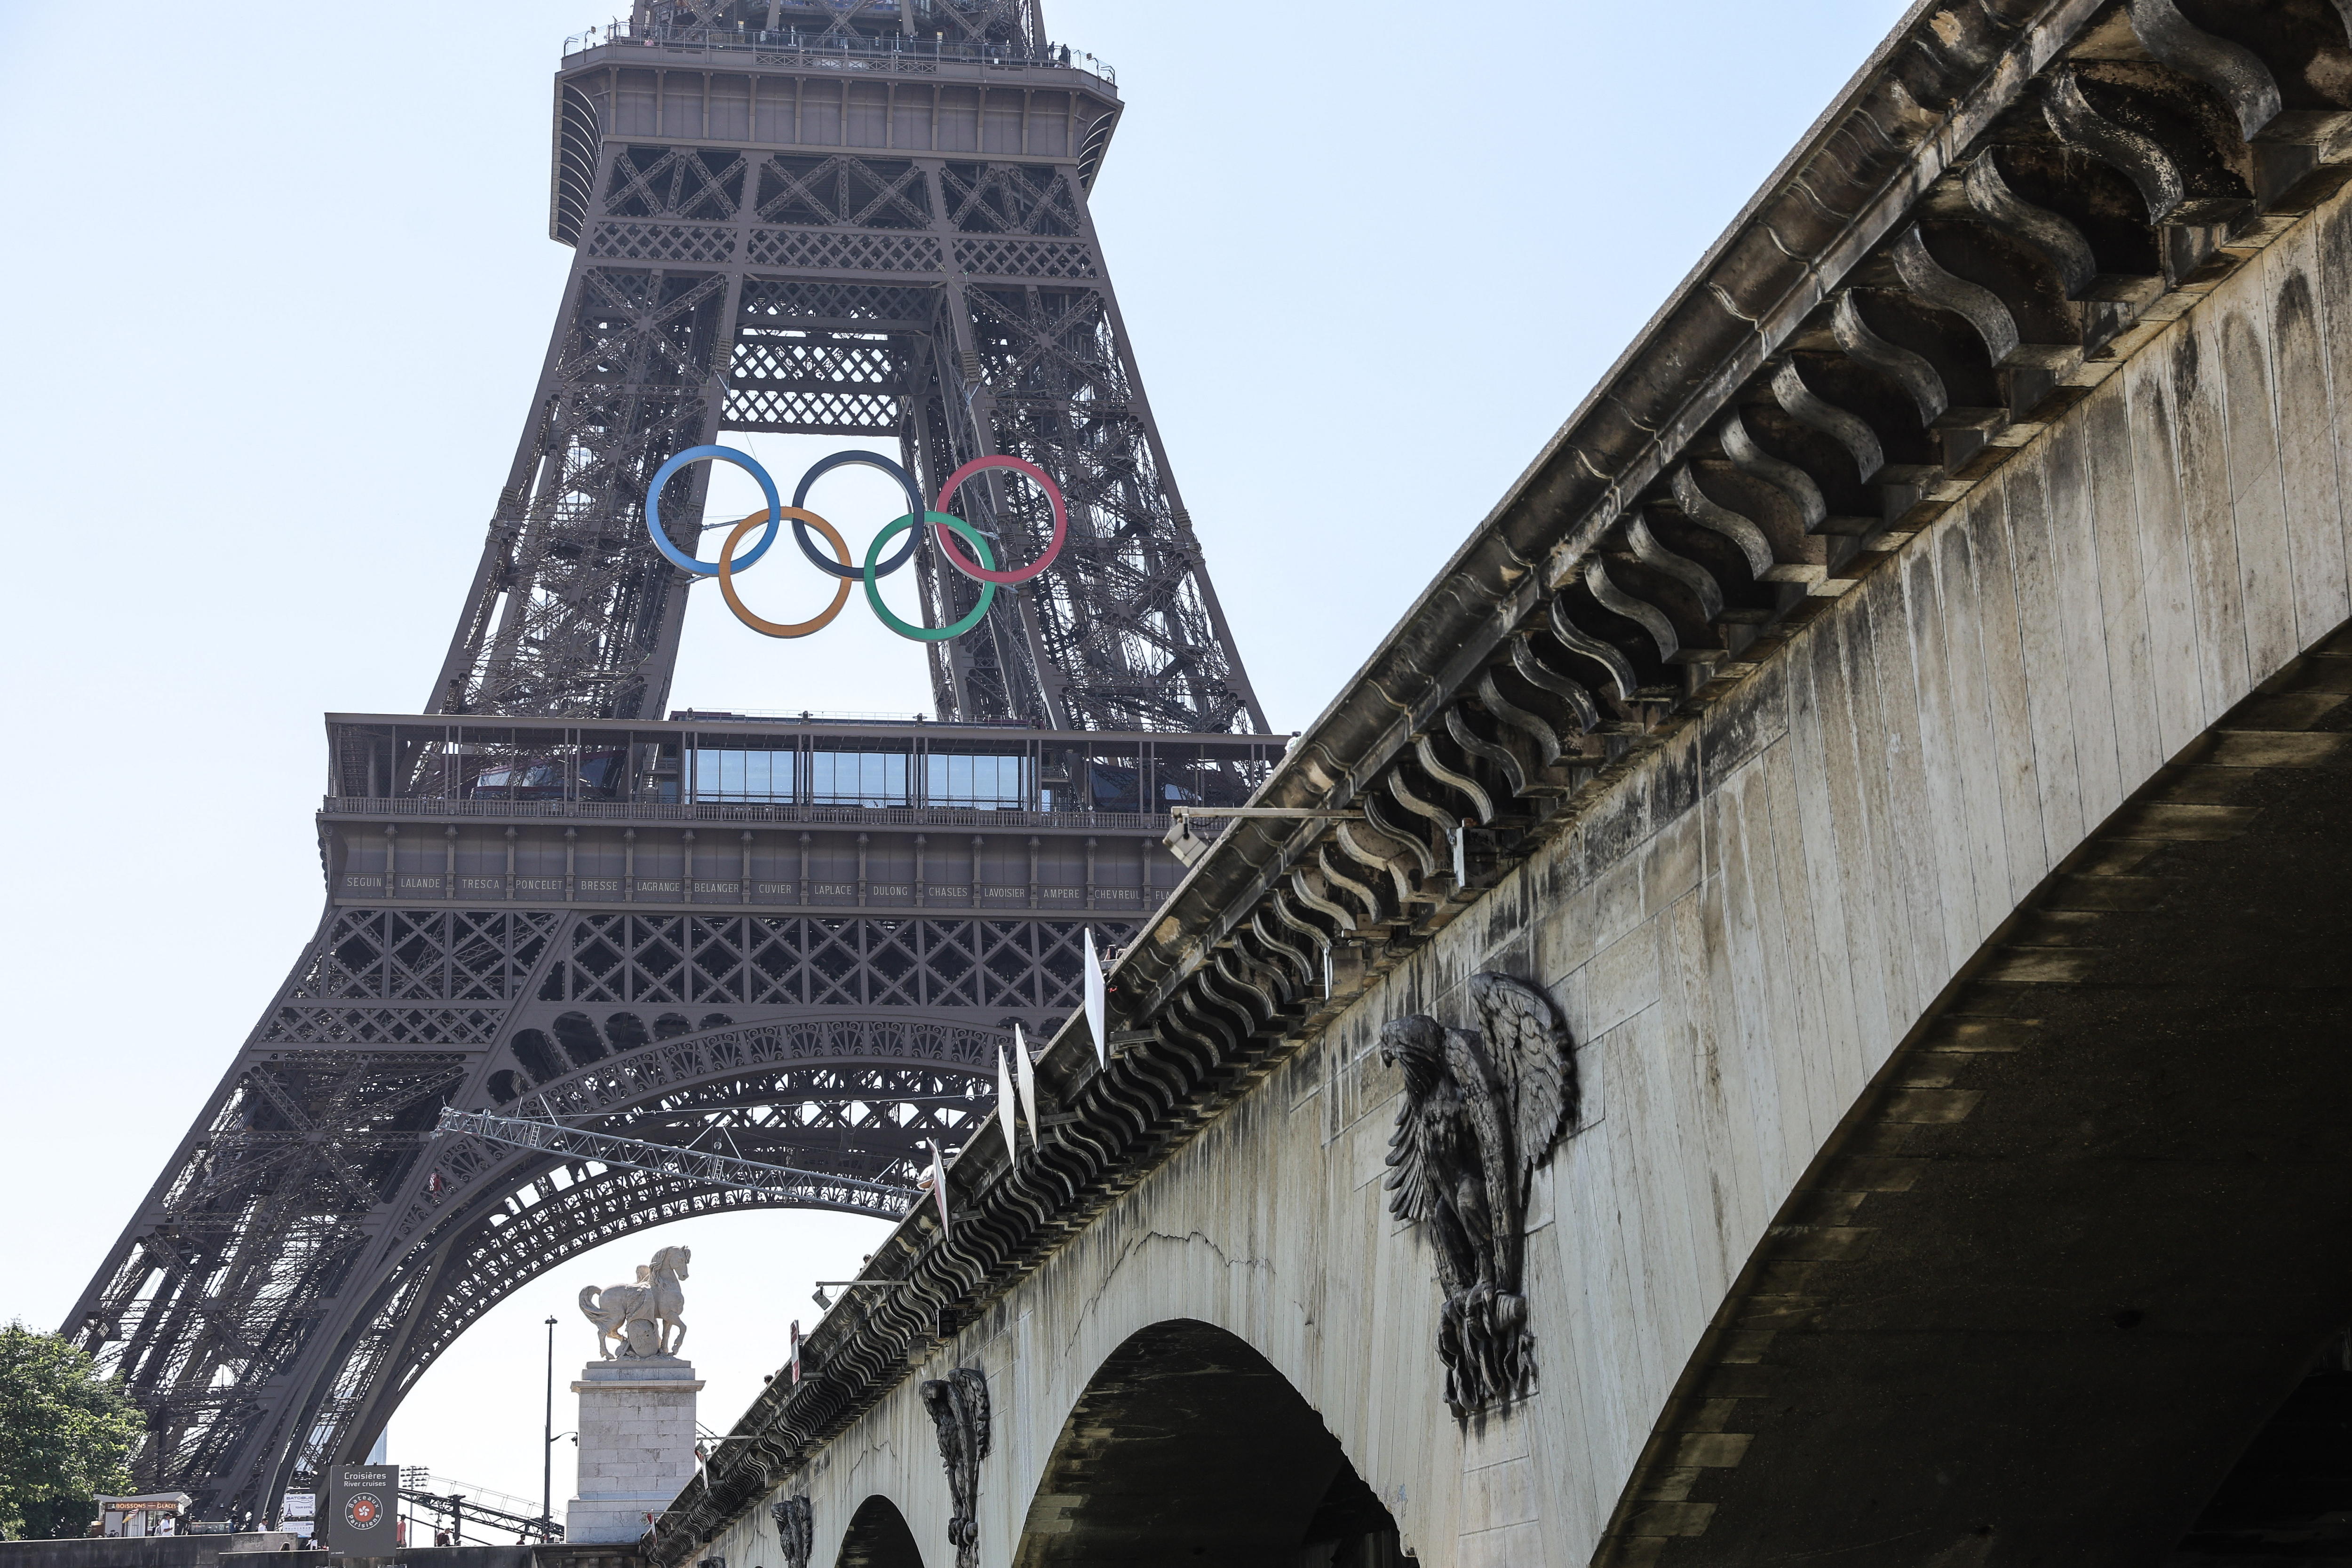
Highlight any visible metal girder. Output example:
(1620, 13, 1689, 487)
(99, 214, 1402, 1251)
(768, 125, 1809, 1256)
(60, 906, 1049, 1525)
(433, 1108, 920, 1214)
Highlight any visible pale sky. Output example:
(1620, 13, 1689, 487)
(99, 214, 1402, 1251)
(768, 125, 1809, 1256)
(0, 0, 1908, 1524)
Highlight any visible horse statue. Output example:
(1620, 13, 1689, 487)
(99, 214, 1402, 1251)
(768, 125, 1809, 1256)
(579, 1245, 691, 1359)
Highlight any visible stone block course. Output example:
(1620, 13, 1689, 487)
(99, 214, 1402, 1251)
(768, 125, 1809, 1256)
(565, 1359, 700, 1545)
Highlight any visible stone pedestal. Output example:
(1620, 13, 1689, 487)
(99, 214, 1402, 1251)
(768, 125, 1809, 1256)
(564, 1356, 703, 1545)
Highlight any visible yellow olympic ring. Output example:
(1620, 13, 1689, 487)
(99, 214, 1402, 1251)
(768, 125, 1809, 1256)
(716, 507, 852, 638)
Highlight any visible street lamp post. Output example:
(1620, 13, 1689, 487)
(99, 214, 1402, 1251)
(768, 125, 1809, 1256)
(542, 1315, 558, 1533)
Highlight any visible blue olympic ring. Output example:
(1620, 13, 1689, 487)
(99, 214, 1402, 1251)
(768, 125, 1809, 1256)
(645, 446, 782, 576)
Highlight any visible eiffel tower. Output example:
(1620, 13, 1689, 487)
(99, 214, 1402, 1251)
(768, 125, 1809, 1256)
(62, 0, 1269, 1526)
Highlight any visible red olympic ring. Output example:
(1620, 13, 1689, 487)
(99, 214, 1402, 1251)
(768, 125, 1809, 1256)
(931, 456, 1067, 586)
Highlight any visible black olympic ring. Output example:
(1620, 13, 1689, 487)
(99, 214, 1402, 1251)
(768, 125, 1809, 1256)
(789, 450, 928, 581)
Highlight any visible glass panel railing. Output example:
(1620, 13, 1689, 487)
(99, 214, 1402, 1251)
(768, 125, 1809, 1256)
(691, 748, 797, 803)
(809, 750, 909, 806)
(924, 753, 1029, 809)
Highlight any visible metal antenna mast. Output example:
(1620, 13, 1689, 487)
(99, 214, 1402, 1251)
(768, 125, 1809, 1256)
(62, 0, 1280, 1529)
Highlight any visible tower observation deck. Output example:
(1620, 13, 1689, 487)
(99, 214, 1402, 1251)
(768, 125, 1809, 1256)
(62, 0, 1272, 1528)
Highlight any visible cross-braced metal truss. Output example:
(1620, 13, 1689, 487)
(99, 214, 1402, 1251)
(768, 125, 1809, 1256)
(963, 284, 1250, 732)
(537, 912, 1096, 1007)
(431, 92, 1262, 730)
(436, 267, 729, 719)
(71, 1052, 468, 1508)
(63, 901, 1098, 1525)
(435, 1109, 921, 1215)
(941, 161, 1079, 235)
(648, 0, 1041, 49)
(324, 1059, 993, 1483)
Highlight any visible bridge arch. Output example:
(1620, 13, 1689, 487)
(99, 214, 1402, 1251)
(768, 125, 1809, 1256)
(1015, 1318, 1403, 1568)
(1596, 624, 2352, 1561)
(834, 1494, 922, 1568)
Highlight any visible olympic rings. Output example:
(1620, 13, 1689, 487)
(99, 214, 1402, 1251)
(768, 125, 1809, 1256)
(646, 446, 780, 575)
(790, 449, 926, 581)
(717, 508, 852, 638)
(866, 513, 997, 641)
(931, 455, 1068, 586)
(646, 446, 1059, 645)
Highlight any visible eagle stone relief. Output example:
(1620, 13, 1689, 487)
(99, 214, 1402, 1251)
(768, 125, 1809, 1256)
(920, 1365, 991, 1568)
(768, 1495, 812, 1568)
(1380, 971, 1578, 1415)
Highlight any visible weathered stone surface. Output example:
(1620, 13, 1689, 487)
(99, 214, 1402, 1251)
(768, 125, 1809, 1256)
(566, 1359, 703, 1546)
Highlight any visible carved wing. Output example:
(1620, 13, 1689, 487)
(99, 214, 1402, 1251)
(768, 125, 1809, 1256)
(1443, 1024, 1521, 1291)
(770, 1496, 812, 1568)
(919, 1378, 957, 1463)
(951, 1365, 992, 1460)
(1378, 1017, 1446, 1227)
(1469, 971, 1577, 1203)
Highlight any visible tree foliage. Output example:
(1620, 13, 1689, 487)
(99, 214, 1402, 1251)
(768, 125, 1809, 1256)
(0, 1322, 143, 1540)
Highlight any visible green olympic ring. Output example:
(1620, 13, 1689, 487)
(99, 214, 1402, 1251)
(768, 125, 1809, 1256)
(864, 512, 997, 642)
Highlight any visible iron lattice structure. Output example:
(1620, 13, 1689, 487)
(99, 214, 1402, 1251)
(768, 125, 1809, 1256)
(429, 0, 1263, 733)
(63, 0, 1265, 1528)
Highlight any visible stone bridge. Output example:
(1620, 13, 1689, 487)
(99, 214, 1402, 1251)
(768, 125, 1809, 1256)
(637, 1, 2352, 1562)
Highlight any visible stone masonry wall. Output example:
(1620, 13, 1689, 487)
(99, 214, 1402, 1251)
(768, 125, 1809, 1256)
(568, 1361, 701, 1545)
